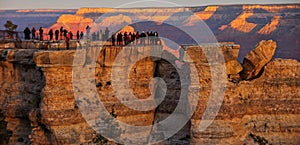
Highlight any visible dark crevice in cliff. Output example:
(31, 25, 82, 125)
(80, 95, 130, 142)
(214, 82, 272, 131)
(0, 109, 12, 145)
(31, 65, 58, 144)
(151, 57, 191, 144)
(249, 133, 269, 145)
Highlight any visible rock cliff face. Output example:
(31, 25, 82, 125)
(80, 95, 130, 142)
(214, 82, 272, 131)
(0, 41, 299, 144)
(0, 49, 44, 144)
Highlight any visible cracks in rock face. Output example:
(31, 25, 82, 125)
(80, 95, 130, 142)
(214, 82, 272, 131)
(249, 133, 269, 145)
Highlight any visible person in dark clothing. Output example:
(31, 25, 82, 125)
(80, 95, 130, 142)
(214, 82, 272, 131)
(48, 29, 54, 41)
(39, 27, 43, 41)
(146, 31, 150, 45)
(31, 27, 36, 39)
(65, 32, 70, 50)
(55, 30, 59, 41)
(80, 31, 84, 39)
(60, 26, 64, 40)
(23, 27, 31, 40)
(140, 31, 146, 45)
(104, 27, 109, 40)
(132, 32, 136, 44)
(128, 32, 133, 44)
(154, 32, 159, 45)
(76, 31, 80, 40)
(117, 32, 123, 46)
(135, 32, 139, 45)
(69, 31, 73, 40)
(63, 29, 67, 39)
(111, 34, 115, 46)
(86, 25, 91, 39)
(124, 32, 128, 45)
(149, 31, 154, 45)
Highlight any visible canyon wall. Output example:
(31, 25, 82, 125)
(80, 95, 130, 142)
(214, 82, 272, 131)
(0, 41, 299, 144)
(42, 4, 300, 61)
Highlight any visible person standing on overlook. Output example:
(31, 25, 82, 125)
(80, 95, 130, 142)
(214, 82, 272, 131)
(80, 31, 84, 39)
(69, 31, 73, 40)
(111, 33, 115, 46)
(55, 29, 59, 41)
(104, 27, 109, 40)
(60, 26, 64, 40)
(23, 27, 31, 40)
(65, 31, 70, 50)
(76, 30, 80, 40)
(39, 27, 43, 41)
(86, 25, 91, 39)
(31, 27, 36, 40)
(48, 29, 54, 41)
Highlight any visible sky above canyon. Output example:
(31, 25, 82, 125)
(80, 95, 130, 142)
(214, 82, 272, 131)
(0, 0, 298, 9)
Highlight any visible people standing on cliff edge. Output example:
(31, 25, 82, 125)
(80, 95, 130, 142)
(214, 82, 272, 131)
(76, 30, 80, 40)
(48, 29, 54, 41)
(69, 31, 73, 40)
(63, 29, 67, 39)
(39, 27, 43, 41)
(104, 27, 109, 40)
(111, 33, 115, 46)
(60, 26, 64, 40)
(65, 32, 70, 50)
(23, 27, 31, 40)
(55, 29, 59, 41)
(31, 27, 36, 40)
(86, 25, 91, 39)
(80, 31, 84, 39)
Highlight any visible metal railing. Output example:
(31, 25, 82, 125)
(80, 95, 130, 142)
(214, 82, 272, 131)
(0, 30, 80, 41)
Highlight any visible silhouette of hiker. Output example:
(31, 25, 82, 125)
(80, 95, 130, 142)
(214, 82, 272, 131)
(154, 32, 159, 44)
(124, 32, 128, 45)
(80, 31, 84, 39)
(66, 31, 70, 50)
(117, 32, 123, 46)
(86, 25, 91, 39)
(55, 30, 59, 41)
(23, 27, 31, 40)
(140, 31, 146, 45)
(76, 30, 79, 40)
(111, 34, 115, 46)
(31, 27, 36, 39)
(131, 32, 136, 44)
(104, 27, 109, 40)
(69, 31, 73, 40)
(48, 29, 54, 41)
(60, 26, 64, 40)
(135, 32, 139, 44)
(63, 29, 67, 39)
(39, 27, 43, 41)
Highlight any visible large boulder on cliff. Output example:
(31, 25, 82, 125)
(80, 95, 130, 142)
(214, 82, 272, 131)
(240, 40, 277, 80)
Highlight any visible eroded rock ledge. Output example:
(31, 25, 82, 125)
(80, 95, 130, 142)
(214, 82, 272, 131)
(0, 42, 299, 144)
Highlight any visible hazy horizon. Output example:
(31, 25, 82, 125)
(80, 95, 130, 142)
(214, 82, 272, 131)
(0, 0, 299, 10)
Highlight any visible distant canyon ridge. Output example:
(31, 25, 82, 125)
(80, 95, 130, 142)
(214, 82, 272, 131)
(0, 4, 299, 61)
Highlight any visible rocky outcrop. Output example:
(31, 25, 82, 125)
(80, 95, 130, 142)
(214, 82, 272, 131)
(258, 16, 281, 35)
(240, 40, 277, 80)
(186, 47, 300, 145)
(0, 49, 44, 145)
(185, 43, 242, 76)
(195, 6, 219, 20)
(229, 12, 257, 33)
(0, 42, 299, 144)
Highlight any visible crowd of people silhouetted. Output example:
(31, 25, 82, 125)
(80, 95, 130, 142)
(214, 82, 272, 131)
(111, 31, 160, 46)
(23, 26, 84, 42)
(22, 25, 161, 49)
